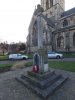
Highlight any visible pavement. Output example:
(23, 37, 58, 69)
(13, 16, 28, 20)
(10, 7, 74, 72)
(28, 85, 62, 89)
(0, 67, 75, 100)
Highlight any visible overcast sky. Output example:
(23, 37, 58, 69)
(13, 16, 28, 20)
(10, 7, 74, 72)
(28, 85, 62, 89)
(0, 0, 75, 43)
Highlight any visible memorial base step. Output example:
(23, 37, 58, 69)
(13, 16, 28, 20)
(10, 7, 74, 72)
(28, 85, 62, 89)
(16, 70, 68, 99)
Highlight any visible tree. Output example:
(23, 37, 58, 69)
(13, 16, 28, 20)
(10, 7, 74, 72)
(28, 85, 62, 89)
(8, 42, 27, 54)
(9, 43, 19, 53)
(0, 42, 9, 55)
(19, 43, 26, 52)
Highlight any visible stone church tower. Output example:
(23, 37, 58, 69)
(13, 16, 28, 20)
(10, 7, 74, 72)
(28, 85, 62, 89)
(41, 0, 65, 20)
(41, 0, 65, 11)
(39, 0, 65, 51)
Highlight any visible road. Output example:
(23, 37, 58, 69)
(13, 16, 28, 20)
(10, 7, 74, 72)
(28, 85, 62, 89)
(48, 58, 75, 62)
(0, 60, 16, 64)
(0, 58, 75, 65)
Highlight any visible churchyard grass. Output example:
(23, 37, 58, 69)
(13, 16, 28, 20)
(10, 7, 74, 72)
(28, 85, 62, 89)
(48, 61, 75, 72)
(26, 53, 33, 59)
(0, 55, 8, 61)
(25, 62, 33, 67)
(0, 64, 12, 68)
(59, 52, 75, 58)
(0, 64, 13, 73)
(25, 61, 75, 72)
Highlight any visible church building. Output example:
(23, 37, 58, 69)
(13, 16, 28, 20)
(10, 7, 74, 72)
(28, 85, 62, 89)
(26, 0, 75, 52)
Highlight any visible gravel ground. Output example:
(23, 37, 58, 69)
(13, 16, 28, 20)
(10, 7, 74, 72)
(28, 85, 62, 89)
(0, 67, 75, 100)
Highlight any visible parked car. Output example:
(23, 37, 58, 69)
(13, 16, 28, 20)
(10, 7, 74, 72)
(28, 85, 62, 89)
(48, 52, 63, 59)
(9, 54, 28, 60)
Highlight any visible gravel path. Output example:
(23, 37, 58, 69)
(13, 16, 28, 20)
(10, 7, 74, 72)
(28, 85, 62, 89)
(0, 67, 75, 100)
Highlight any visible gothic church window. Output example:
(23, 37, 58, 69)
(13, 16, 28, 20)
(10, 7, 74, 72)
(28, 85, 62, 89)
(65, 33, 70, 49)
(46, 0, 49, 10)
(73, 33, 75, 46)
(43, 32, 48, 45)
(57, 36, 64, 48)
(50, 0, 53, 7)
(57, 37, 61, 47)
(46, 32, 48, 44)
(63, 19, 68, 27)
(32, 23, 38, 46)
(65, 33, 70, 51)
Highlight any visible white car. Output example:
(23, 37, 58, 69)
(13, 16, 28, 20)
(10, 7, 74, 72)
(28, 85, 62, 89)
(48, 52, 63, 59)
(9, 54, 28, 60)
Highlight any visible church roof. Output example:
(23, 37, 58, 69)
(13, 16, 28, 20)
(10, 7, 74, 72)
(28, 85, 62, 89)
(61, 7, 75, 17)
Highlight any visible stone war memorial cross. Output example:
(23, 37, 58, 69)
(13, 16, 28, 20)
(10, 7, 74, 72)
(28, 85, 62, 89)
(33, 4, 49, 73)
(16, 4, 68, 99)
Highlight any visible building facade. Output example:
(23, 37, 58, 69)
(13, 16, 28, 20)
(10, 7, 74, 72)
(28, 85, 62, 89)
(27, 0, 75, 52)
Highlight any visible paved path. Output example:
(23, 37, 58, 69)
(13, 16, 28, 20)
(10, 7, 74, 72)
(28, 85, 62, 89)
(0, 67, 75, 100)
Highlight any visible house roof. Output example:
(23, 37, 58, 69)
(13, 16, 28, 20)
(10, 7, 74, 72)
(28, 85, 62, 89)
(61, 7, 75, 17)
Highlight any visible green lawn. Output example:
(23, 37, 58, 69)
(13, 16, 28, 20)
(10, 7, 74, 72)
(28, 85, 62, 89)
(60, 52, 75, 58)
(25, 61, 75, 72)
(0, 64, 12, 68)
(0, 64, 13, 73)
(0, 61, 74, 72)
(49, 61, 75, 72)
(26, 53, 33, 59)
(25, 61, 33, 67)
(0, 55, 8, 61)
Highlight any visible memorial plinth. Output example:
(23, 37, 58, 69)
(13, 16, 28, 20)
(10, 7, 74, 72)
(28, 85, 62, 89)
(16, 70, 68, 99)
